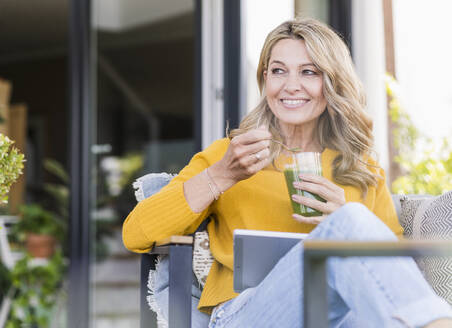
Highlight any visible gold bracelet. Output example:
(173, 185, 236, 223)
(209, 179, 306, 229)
(204, 168, 223, 200)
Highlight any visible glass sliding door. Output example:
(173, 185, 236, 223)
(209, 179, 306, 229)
(91, 1, 197, 326)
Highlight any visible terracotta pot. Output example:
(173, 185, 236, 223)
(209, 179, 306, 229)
(25, 233, 56, 258)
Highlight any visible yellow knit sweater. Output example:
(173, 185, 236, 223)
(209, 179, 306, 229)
(123, 138, 403, 314)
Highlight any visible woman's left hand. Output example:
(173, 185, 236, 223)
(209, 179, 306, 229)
(291, 173, 346, 225)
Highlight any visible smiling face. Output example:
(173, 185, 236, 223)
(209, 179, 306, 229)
(264, 38, 327, 138)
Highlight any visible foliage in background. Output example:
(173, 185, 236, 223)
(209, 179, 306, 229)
(100, 153, 143, 198)
(118, 153, 143, 193)
(12, 204, 64, 241)
(386, 75, 452, 195)
(94, 153, 144, 260)
(43, 159, 69, 235)
(6, 251, 65, 328)
(2, 159, 68, 327)
(0, 133, 24, 204)
(0, 260, 11, 304)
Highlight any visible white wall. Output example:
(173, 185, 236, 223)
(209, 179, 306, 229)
(243, 0, 294, 113)
(352, 0, 389, 171)
(201, 0, 225, 148)
(393, 0, 452, 143)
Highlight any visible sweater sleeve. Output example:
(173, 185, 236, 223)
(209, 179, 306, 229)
(372, 166, 404, 239)
(122, 139, 228, 253)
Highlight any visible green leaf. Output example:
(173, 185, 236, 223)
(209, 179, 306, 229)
(6, 251, 65, 327)
(387, 74, 452, 196)
(44, 158, 69, 184)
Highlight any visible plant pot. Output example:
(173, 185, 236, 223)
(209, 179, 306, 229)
(25, 233, 56, 258)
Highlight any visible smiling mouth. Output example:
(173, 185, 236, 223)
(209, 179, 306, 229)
(280, 99, 310, 108)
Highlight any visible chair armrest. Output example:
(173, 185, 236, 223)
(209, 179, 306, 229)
(303, 240, 452, 328)
(141, 235, 194, 328)
(150, 235, 194, 255)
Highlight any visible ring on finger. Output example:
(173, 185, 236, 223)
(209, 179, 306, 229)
(255, 152, 261, 161)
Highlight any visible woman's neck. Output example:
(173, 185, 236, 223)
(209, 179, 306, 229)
(280, 122, 323, 152)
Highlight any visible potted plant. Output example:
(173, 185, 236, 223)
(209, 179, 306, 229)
(0, 133, 24, 205)
(6, 250, 65, 328)
(12, 204, 63, 258)
(0, 133, 24, 304)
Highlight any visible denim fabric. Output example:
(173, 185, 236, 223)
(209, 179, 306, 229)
(153, 203, 452, 328)
(133, 172, 175, 201)
(208, 203, 452, 328)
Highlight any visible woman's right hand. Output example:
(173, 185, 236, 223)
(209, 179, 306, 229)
(209, 127, 272, 189)
(183, 127, 271, 213)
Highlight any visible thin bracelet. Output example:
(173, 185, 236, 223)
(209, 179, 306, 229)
(204, 168, 223, 200)
(204, 169, 219, 200)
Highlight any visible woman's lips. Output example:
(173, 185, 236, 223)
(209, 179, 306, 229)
(280, 98, 310, 109)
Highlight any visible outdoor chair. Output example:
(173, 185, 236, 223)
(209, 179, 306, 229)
(135, 174, 452, 328)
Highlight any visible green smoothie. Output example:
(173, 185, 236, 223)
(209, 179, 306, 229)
(284, 168, 326, 217)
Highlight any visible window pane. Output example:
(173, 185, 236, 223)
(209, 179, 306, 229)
(91, 1, 195, 326)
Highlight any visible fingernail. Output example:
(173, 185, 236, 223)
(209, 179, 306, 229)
(298, 174, 307, 180)
(292, 214, 302, 221)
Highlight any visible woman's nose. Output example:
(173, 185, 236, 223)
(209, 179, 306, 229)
(284, 74, 302, 93)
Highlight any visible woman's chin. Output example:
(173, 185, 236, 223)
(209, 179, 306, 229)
(277, 114, 312, 127)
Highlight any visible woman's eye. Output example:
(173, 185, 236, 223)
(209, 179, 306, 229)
(302, 69, 318, 76)
(271, 68, 284, 74)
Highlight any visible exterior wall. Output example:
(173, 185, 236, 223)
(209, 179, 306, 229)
(352, 0, 389, 171)
(201, 0, 224, 148)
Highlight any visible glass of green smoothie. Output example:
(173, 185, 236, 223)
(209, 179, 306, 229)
(284, 152, 326, 217)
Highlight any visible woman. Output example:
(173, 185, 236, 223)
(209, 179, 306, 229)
(123, 18, 452, 327)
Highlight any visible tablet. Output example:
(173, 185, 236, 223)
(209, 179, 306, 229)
(233, 229, 308, 293)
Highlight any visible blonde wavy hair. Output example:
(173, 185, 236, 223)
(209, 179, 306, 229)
(229, 17, 379, 197)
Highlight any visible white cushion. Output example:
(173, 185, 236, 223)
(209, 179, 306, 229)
(400, 191, 452, 305)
